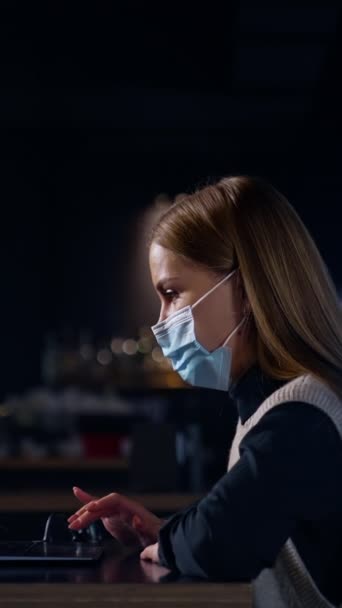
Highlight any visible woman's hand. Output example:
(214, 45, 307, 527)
(140, 542, 161, 563)
(68, 486, 165, 547)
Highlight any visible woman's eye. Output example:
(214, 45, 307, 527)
(163, 289, 178, 302)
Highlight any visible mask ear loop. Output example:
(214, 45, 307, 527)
(192, 267, 239, 310)
(222, 313, 247, 347)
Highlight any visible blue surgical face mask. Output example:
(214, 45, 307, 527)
(151, 268, 247, 391)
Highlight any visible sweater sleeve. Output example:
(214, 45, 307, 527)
(157, 401, 342, 580)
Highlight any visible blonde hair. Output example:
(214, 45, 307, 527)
(150, 176, 342, 400)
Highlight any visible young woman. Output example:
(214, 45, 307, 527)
(68, 176, 342, 608)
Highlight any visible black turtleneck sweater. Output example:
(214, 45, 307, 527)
(157, 365, 342, 605)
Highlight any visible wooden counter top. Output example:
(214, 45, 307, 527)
(0, 520, 252, 606)
(0, 582, 252, 607)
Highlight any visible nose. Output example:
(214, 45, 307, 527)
(157, 304, 168, 323)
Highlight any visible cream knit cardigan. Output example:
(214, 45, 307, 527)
(228, 374, 342, 608)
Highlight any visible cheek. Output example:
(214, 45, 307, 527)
(158, 294, 191, 321)
(193, 291, 239, 351)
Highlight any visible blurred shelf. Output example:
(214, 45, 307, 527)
(0, 491, 204, 513)
(0, 457, 129, 470)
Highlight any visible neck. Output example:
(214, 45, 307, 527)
(230, 326, 258, 385)
(232, 355, 258, 386)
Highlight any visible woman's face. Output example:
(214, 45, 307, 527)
(149, 242, 246, 354)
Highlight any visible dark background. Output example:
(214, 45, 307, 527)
(0, 1, 341, 399)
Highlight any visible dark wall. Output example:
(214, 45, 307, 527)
(0, 2, 341, 397)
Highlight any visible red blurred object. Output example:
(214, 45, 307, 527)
(81, 433, 123, 458)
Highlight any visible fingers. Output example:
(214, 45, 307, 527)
(68, 487, 100, 526)
(68, 509, 100, 530)
(68, 487, 98, 521)
(70, 487, 154, 526)
(84, 492, 121, 513)
(68, 486, 104, 517)
(103, 519, 140, 546)
(68, 492, 122, 529)
(73, 486, 98, 503)
(68, 501, 99, 523)
(68, 488, 158, 544)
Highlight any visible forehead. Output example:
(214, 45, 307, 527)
(149, 243, 193, 282)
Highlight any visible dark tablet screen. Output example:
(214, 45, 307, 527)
(0, 541, 103, 562)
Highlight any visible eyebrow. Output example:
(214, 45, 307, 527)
(156, 276, 180, 291)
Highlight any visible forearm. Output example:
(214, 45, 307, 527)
(157, 457, 293, 580)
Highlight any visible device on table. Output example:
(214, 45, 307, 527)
(0, 513, 104, 563)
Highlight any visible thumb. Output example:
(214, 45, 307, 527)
(73, 486, 98, 504)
